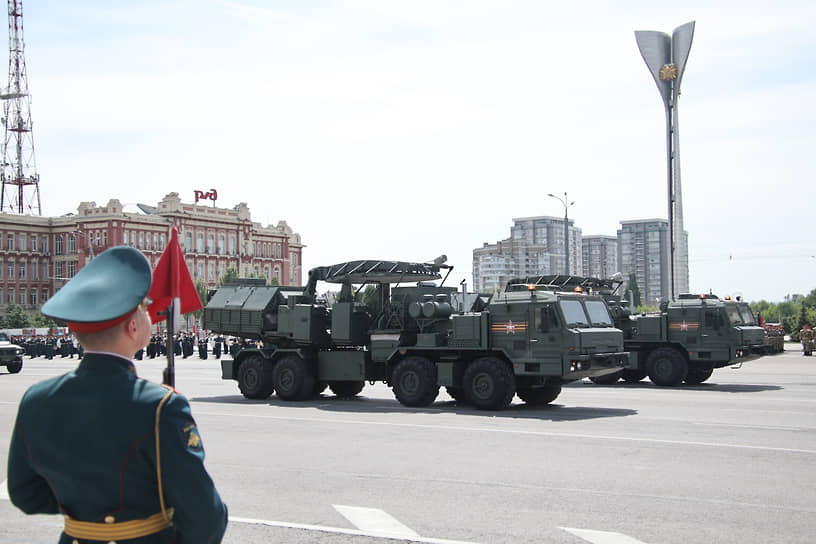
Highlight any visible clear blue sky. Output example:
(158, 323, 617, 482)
(13, 0, 816, 302)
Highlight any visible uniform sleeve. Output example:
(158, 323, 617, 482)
(158, 393, 228, 544)
(6, 400, 60, 515)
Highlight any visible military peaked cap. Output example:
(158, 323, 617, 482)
(41, 246, 152, 333)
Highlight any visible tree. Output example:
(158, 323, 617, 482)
(268, 276, 280, 286)
(626, 273, 641, 308)
(2, 303, 31, 328)
(193, 279, 208, 324)
(32, 312, 61, 328)
(218, 267, 239, 286)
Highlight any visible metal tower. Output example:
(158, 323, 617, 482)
(1, 0, 40, 215)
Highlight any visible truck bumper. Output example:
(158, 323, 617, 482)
(221, 357, 236, 380)
(567, 351, 627, 378)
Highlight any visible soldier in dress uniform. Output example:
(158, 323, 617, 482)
(801, 324, 814, 356)
(212, 335, 222, 359)
(198, 336, 208, 360)
(7, 246, 228, 543)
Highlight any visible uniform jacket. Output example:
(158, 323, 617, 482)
(7, 352, 228, 543)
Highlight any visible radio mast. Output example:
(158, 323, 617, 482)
(1, 0, 40, 215)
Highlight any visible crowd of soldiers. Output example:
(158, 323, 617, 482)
(134, 333, 258, 360)
(12, 332, 258, 361)
(13, 336, 83, 360)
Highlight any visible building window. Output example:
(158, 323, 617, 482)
(7, 260, 13, 279)
(68, 234, 76, 253)
(19, 261, 25, 279)
(218, 234, 225, 255)
(274, 265, 280, 282)
(42, 288, 48, 302)
(159, 233, 165, 250)
(68, 261, 76, 278)
(31, 260, 37, 280)
(264, 266, 270, 280)
(19, 288, 25, 305)
(103, 231, 108, 246)
(95, 231, 100, 247)
(152, 233, 157, 250)
(55, 261, 64, 279)
(42, 262, 48, 281)
(228, 235, 236, 255)
(196, 232, 204, 253)
(41, 236, 48, 253)
(130, 231, 137, 247)
(30, 234, 37, 252)
(139, 232, 145, 248)
(207, 233, 214, 254)
(7, 233, 14, 251)
(30, 289, 37, 306)
(7, 289, 14, 304)
(196, 262, 204, 279)
(18, 233, 25, 252)
(184, 232, 193, 252)
(207, 262, 214, 280)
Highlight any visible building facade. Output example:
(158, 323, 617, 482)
(0, 192, 303, 316)
(473, 216, 582, 293)
(581, 235, 618, 280)
(617, 218, 688, 305)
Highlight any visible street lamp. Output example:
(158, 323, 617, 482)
(547, 192, 575, 275)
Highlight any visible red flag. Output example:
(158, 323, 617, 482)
(147, 226, 203, 323)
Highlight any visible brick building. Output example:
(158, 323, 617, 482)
(0, 192, 303, 315)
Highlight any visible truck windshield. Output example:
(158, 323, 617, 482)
(585, 300, 613, 327)
(737, 304, 756, 325)
(558, 299, 589, 328)
(725, 305, 744, 325)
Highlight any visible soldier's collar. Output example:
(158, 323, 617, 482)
(78, 351, 138, 376)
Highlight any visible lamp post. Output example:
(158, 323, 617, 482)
(547, 192, 575, 275)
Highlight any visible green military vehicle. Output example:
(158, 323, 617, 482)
(203, 259, 626, 410)
(0, 332, 24, 373)
(507, 276, 765, 386)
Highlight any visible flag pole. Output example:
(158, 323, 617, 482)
(162, 300, 176, 387)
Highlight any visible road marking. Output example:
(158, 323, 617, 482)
(334, 504, 419, 538)
(1, 479, 8, 500)
(195, 410, 816, 455)
(561, 527, 649, 543)
(230, 515, 479, 544)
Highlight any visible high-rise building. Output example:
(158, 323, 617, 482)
(581, 235, 618, 279)
(617, 219, 687, 305)
(473, 216, 581, 293)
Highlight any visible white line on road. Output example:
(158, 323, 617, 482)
(195, 410, 816, 455)
(334, 504, 419, 538)
(0, 479, 8, 501)
(229, 515, 480, 544)
(561, 527, 649, 544)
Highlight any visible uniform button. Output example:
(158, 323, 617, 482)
(72, 540, 79, 544)
(104, 515, 115, 523)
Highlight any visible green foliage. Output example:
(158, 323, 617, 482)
(749, 295, 816, 339)
(193, 279, 208, 321)
(32, 312, 61, 328)
(2, 303, 31, 328)
(268, 276, 280, 286)
(218, 267, 239, 286)
(626, 273, 641, 308)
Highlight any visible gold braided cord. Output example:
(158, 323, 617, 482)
(64, 508, 174, 540)
(155, 388, 175, 523)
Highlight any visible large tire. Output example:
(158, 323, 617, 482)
(684, 367, 713, 385)
(445, 386, 466, 403)
(237, 355, 274, 399)
(6, 359, 23, 374)
(621, 369, 647, 383)
(589, 370, 622, 385)
(462, 357, 515, 410)
(329, 380, 365, 397)
(517, 384, 561, 405)
(392, 356, 439, 407)
(274, 355, 316, 401)
(646, 348, 688, 386)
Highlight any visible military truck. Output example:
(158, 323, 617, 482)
(506, 276, 766, 386)
(203, 259, 626, 410)
(0, 332, 24, 374)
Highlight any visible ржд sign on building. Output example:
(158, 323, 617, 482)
(0, 192, 303, 313)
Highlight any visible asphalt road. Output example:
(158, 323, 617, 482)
(2, 346, 815, 544)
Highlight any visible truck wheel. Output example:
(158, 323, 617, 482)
(646, 348, 688, 386)
(237, 355, 274, 399)
(589, 370, 622, 385)
(463, 357, 515, 410)
(684, 367, 713, 384)
(445, 386, 466, 403)
(517, 384, 561, 405)
(392, 356, 439, 407)
(274, 355, 316, 401)
(329, 380, 365, 397)
(6, 359, 23, 374)
(621, 369, 647, 383)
